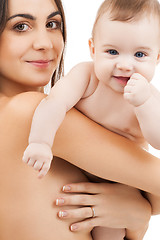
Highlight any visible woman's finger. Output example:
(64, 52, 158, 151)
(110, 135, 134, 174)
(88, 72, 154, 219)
(56, 194, 97, 206)
(62, 182, 106, 194)
(58, 206, 97, 219)
(70, 218, 98, 232)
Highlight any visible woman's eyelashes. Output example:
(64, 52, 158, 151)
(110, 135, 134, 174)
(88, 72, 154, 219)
(46, 20, 62, 30)
(12, 20, 62, 33)
(13, 22, 31, 32)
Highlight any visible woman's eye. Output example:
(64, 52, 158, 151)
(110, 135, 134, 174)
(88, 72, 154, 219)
(107, 49, 118, 55)
(14, 23, 29, 32)
(46, 21, 61, 30)
(135, 52, 145, 58)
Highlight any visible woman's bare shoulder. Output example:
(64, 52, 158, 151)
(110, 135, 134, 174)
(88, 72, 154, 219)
(1, 92, 47, 152)
(10, 91, 46, 112)
(6, 92, 46, 123)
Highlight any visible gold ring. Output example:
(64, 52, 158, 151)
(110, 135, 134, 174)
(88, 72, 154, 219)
(90, 206, 96, 218)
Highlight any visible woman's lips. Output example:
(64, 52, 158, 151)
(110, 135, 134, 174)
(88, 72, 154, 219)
(26, 60, 52, 68)
(113, 76, 130, 85)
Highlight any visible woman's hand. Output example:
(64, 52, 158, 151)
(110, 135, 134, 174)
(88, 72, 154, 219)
(55, 182, 151, 235)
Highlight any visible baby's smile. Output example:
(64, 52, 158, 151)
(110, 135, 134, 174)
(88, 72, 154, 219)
(113, 76, 130, 86)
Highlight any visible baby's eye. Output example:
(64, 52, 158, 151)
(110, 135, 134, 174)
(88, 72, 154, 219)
(46, 20, 61, 30)
(135, 52, 146, 58)
(107, 49, 119, 55)
(14, 23, 29, 32)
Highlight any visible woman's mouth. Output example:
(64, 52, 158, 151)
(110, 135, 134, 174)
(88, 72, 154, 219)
(26, 60, 53, 68)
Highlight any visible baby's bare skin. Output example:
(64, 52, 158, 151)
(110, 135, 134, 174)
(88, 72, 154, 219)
(23, 61, 159, 177)
(76, 67, 145, 145)
(23, 14, 160, 178)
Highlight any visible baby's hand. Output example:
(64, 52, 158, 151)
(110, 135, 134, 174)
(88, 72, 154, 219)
(22, 142, 53, 178)
(124, 73, 151, 107)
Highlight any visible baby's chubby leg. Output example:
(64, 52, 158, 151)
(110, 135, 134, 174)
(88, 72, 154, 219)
(92, 226, 125, 240)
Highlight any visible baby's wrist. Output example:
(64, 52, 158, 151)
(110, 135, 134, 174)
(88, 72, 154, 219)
(29, 141, 52, 149)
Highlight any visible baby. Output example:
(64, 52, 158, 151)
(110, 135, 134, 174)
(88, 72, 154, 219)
(23, 0, 160, 177)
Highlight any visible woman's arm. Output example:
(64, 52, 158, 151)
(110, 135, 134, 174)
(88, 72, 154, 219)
(53, 108, 160, 195)
(16, 92, 160, 195)
(55, 182, 151, 240)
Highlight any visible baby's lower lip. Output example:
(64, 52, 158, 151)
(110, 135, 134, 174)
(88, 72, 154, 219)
(113, 76, 130, 85)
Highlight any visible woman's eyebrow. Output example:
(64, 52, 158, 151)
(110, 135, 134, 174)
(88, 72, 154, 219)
(7, 13, 36, 21)
(7, 11, 61, 22)
(7, 13, 35, 21)
(47, 11, 61, 19)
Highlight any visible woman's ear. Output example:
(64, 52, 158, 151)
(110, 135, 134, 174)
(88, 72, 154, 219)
(88, 38, 95, 59)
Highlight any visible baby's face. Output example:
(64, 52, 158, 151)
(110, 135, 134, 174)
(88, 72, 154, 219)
(90, 13, 160, 93)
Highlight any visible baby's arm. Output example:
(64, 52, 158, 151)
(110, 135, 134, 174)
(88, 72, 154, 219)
(23, 62, 92, 178)
(124, 73, 160, 149)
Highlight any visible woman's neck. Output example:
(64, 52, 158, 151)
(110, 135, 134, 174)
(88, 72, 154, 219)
(0, 77, 42, 97)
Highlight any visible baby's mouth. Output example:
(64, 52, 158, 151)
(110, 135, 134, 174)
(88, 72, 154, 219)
(114, 76, 130, 81)
(113, 76, 130, 85)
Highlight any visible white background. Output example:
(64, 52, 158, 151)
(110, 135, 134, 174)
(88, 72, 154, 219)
(63, 1, 160, 239)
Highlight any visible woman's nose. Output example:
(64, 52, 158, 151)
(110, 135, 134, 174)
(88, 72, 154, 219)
(32, 30, 53, 50)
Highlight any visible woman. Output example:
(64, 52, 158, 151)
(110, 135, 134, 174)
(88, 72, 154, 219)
(0, 0, 157, 239)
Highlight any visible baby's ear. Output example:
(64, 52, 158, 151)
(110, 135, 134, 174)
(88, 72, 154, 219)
(157, 50, 160, 64)
(88, 38, 95, 59)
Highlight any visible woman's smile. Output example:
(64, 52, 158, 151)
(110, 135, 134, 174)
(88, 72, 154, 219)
(26, 59, 53, 69)
(0, 0, 64, 92)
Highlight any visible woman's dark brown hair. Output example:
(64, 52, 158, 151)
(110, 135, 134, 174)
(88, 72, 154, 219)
(0, 0, 8, 34)
(52, 0, 67, 86)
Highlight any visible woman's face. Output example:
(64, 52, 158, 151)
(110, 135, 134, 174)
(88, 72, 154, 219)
(0, 0, 64, 94)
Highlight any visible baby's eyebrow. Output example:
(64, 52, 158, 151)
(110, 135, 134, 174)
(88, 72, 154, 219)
(138, 46, 152, 51)
(7, 11, 61, 22)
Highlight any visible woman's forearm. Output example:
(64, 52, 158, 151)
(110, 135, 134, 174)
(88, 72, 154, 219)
(53, 108, 160, 195)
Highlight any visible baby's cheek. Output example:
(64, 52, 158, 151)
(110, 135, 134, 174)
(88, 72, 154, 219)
(141, 64, 155, 83)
